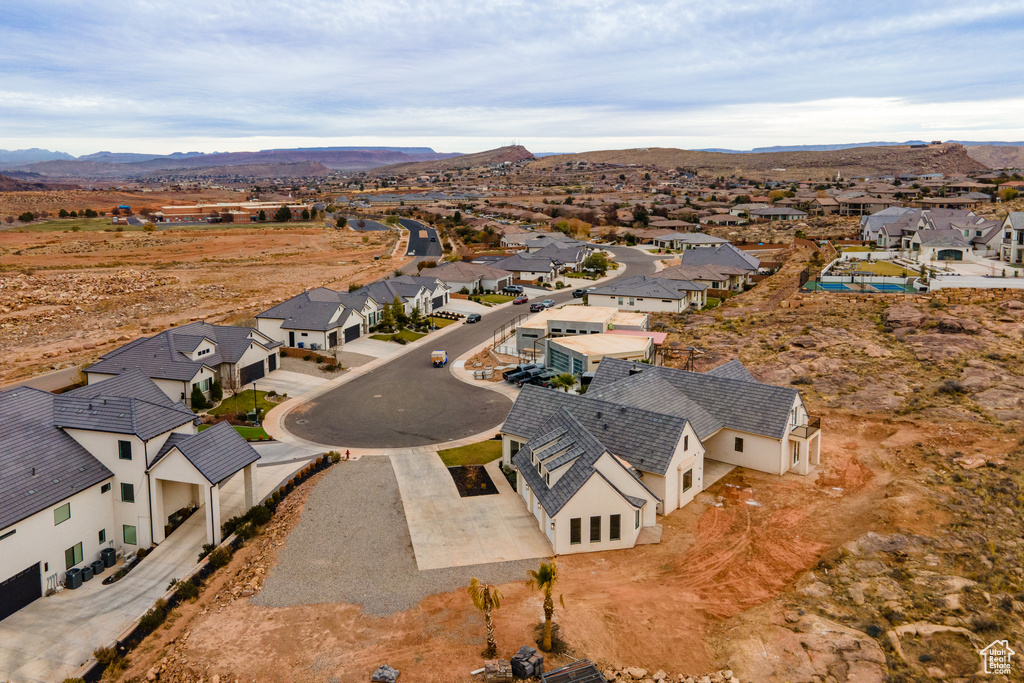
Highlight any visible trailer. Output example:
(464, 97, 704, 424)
(431, 350, 448, 367)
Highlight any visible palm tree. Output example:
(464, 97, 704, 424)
(468, 578, 503, 657)
(526, 561, 564, 652)
(549, 373, 576, 393)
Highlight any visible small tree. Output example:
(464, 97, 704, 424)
(258, 210, 266, 221)
(18, 211, 34, 222)
(379, 300, 395, 330)
(210, 379, 223, 403)
(410, 302, 423, 326)
(337, 216, 347, 229)
(274, 205, 292, 222)
(392, 296, 408, 327)
(190, 385, 209, 410)
(526, 561, 564, 652)
(549, 373, 576, 393)
(468, 578, 502, 658)
(583, 252, 609, 275)
(58, 208, 69, 218)
(301, 208, 310, 220)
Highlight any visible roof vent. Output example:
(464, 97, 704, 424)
(596, 411, 602, 419)
(27, 489, 35, 495)
(31, 467, 36, 476)
(52, 478, 60, 484)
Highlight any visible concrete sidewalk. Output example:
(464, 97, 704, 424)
(390, 452, 552, 570)
(0, 461, 304, 683)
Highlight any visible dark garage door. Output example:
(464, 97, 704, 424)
(267, 353, 277, 372)
(1, 563, 41, 622)
(344, 325, 360, 342)
(431, 296, 444, 310)
(239, 360, 266, 385)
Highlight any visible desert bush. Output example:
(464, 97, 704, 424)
(197, 542, 216, 562)
(207, 546, 232, 569)
(135, 547, 149, 559)
(937, 379, 966, 395)
(138, 599, 168, 631)
(790, 376, 813, 385)
(331, 451, 341, 463)
(175, 578, 199, 601)
(93, 646, 119, 665)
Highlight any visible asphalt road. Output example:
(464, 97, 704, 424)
(283, 245, 657, 448)
(401, 218, 443, 258)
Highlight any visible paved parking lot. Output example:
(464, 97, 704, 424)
(390, 452, 552, 570)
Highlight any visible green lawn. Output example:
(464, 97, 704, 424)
(428, 316, 457, 327)
(207, 390, 278, 417)
(25, 217, 131, 232)
(199, 424, 270, 440)
(851, 261, 912, 276)
(478, 293, 514, 304)
(438, 440, 503, 467)
(370, 329, 427, 343)
(839, 246, 874, 252)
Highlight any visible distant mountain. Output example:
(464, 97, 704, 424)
(77, 151, 207, 163)
(0, 148, 75, 168)
(964, 145, 1024, 170)
(695, 140, 1024, 154)
(0, 173, 52, 191)
(141, 161, 333, 180)
(367, 145, 535, 175)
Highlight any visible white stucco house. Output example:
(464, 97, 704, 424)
(0, 370, 260, 621)
(85, 321, 282, 406)
(256, 287, 379, 350)
(587, 275, 707, 313)
(502, 358, 821, 555)
(352, 275, 451, 318)
(425, 260, 514, 294)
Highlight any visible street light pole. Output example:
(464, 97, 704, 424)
(252, 381, 258, 426)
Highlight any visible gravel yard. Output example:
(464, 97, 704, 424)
(253, 457, 538, 617)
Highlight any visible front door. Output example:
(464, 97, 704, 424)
(288, 331, 295, 347)
(328, 331, 338, 348)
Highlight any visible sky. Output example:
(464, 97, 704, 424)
(2, 0, 1024, 156)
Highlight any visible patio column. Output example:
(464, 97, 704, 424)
(205, 483, 222, 546)
(150, 476, 167, 544)
(243, 462, 258, 510)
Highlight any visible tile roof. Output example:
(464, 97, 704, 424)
(0, 387, 114, 530)
(512, 408, 652, 517)
(504, 385, 687, 475)
(427, 260, 512, 282)
(589, 275, 705, 299)
(655, 264, 749, 282)
(150, 421, 260, 485)
(677, 243, 760, 271)
(588, 357, 798, 440)
(493, 254, 557, 273)
(705, 359, 758, 383)
(258, 287, 374, 331)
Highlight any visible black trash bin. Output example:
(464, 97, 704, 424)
(65, 567, 82, 590)
(81, 565, 93, 582)
(101, 547, 116, 568)
(91, 560, 105, 576)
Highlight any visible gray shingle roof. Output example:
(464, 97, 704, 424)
(0, 387, 113, 531)
(512, 408, 652, 517)
(589, 357, 798, 440)
(677, 243, 760, 271)
(590, 275, 705, 299)
(53, 377, 197, 441)
(493, 254, 556, 273)
(504, 385, 688, 475)
(705, 359, 757, 383)
(150, 421, 260, 485)
(87, 321, 280, 382)
(588, 372, 721, 439)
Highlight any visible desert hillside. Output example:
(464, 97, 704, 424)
(528, 143, 986, 180)
(965, 144, 1024, 169)
(368, 145, 535, 175)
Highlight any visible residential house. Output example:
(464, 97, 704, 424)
(700, 214, 746, 226)
(85, 322, 282, 406)
(651, 232, 729, 250)
(0, 371, 260, 619)
(516, 307, 648, 355)
(729, 203, 769, 217)
(545, 334, 654, 375)
(256, 287, 379, 350)
(502, 358, 820, 555)
(425, 261, 514, 294)
(906, 230, 973, 261)
(587, 275, 706, 313)
(748, 207, 808, 222)
(493, 253, 560, 283)
(1000, 212, 1024, 264)
(352, 275, 450, 317)
(675, 243, 761, 279)
(654, 263, 749, 294)
(859, 207, 916, 242)
(839, 196, 904, 216)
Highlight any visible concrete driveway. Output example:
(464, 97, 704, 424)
(440, 299, 491, 316)
(243, 369, 327, 396)
(390, 452, 552, 571)
(340, 337, 403, 359)
(0, 460, 305, 683)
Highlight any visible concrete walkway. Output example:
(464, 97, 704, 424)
(390, 452, 552, 570)
(0, 460, 305, 683)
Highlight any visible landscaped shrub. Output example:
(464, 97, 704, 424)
(331, 451, 341, 463)
(176, 578, 199, 601)
(210, 379, 223, 402)
(138, 599, 168, 631)
(207, 546, 232, 569)
(235, 522, 256, 540)
(190, 385, 209, 410)
(248, 504, 272, 526)
(92, 646, 119, 666)
(135, 547, 149, 559)
(197, 542, 216, 562)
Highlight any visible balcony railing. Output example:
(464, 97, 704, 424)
(791, 416, 821, 439)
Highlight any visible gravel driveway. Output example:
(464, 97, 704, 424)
(253, 458, 539, 617)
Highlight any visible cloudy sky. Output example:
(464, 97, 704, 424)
(2, 0, 1024, 155)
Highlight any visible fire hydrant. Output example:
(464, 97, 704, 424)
(345, 449, 350, 461)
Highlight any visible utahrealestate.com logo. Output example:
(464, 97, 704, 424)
(979, 640, 1015, 676)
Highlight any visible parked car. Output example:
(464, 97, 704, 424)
(529, 369, 559, 386)
(515, 367, 546, 386)
(529, 302, 545, 312)
(572, 288, 587, 298)
(506, 368, 538, 384)
(503, 363, 539, 381)
(541, 299, 555, 308)
(513, 295, 529, 305)
(465, 313, 481, 323)
(503, 285, 524, 294)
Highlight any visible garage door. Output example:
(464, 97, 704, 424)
(344, 325, 360, 342)
(0, 563, 41, 622)
(267, 353, 277, 372)
(239, 360, 265, 385)
(431, 295, 444, 310)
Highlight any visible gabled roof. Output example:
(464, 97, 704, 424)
(914, 229, 971, 248)
(677, 243, 760, 271)
(87, 321, 280, 381)
(1005, 212, 1024, 230)
(428, 260, 512, 282)
(589, 357, 799, 440)
(504, 385, 688, 475)
(590, 274, 705, 299)
(150, 421, 260, 485)
(257, 288, 375, 331)
(0, 387, 114, 530)
(705, 359, 758, 383)
(512, 408, 654, 517)
(655, 264, 749, 282)
(493, 253, 557, 273)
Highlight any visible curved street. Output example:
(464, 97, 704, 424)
(282, 245, 658, 448)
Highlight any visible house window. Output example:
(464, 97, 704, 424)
(628, 298, 635, 306)
(617, 297, 623, 305)
(301, 332, 308, 337)
(734, 437, 744, 452)
(0, 529, 15, 541)
(118, 440, 132, 460)
(98, 528, 106, 543)
(545, 473, 550, 485)
(610, 514, 621, 541)
(510, 440, 522, 457)
(683, 468, 693, 493)
(635, 509, 640, 529)
(793, 442, 800, 465)
(570, 518, 581, 545)
(121, 483, 135, 503)
(590, 516, 601, 543)
(54, 503, 71, 526)
(684, 435, 688, 451)
(123, 525, 137, 545)
(65, 542, 83, 570)
(101, 482, 111, 493)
